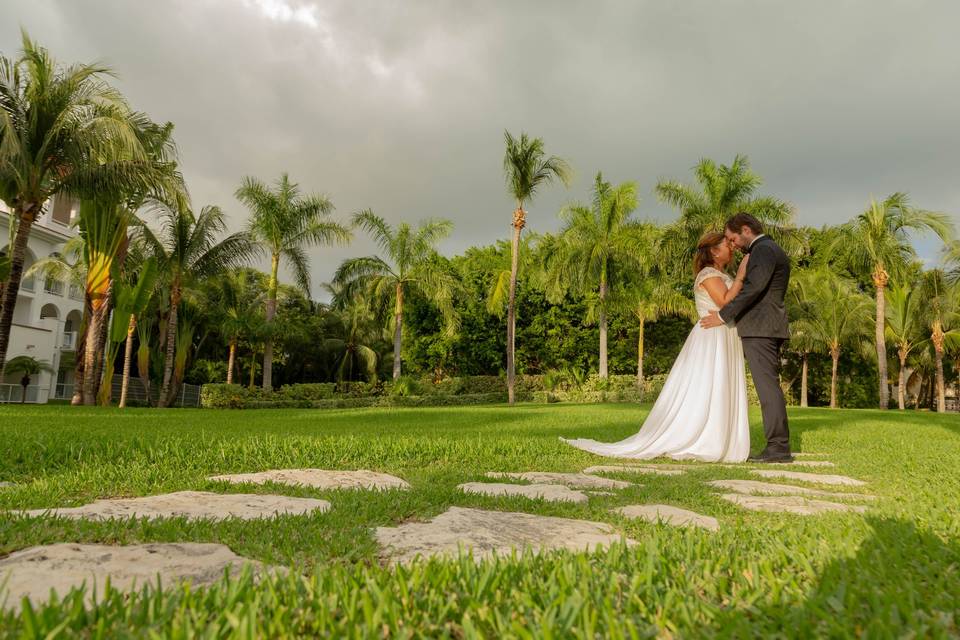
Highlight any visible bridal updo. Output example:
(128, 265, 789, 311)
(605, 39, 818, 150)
(693, 231, 727, 275)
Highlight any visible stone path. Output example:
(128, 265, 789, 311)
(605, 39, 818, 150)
(208, 469, 410, 491)
(720, 494, 867, 515)
(0, 481, 14, 488)
(0, 543, 268, 612)
(751, 470, 866, 487)
(783, 460, 836, 468)
(793, 453, 829, 458)
(582, 465, 684, 477)
(459, 482, 588, 503)
(485, 471, 632, 489)
(616, 504, 719, 531)
(708, 479, 874, 500)
(21, 491, 330, 521)
(375, 507, 633, 563)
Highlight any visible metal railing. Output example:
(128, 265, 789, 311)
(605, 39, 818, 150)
(44, 279, 64, 296)
(52, 377, 201, 407)
(0, 384, 43, 403)
(68, 284, 83, 301)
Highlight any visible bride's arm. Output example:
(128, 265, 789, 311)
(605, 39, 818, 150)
(700, 257, 750, 309)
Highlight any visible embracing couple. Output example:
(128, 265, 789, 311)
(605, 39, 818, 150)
(563, 213, 793, 464)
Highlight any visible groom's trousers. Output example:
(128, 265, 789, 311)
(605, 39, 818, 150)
(741, 337, 791, 455)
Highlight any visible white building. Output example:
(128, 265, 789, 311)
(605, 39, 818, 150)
(0, 196, 83, 403)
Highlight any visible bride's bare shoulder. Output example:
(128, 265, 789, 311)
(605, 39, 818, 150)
(695, 267, 724, 285)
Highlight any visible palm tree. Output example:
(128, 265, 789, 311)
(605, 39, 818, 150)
(324, 288, 379, 383)
(655, 155, 796, 270)
(544, 173, 653, 378)
(333, 211, 459, 380)
(794, 271, 872, 408)
(0, 33, 174, 373)
(502, 131, 572, 403)
(113, 258, 158, 408)
(136, 202, 254, 407)
(920, 269, 960, 413)
(787, 268, 824, 408)
(836, 193, 953, 409)
(235, 174, 351, 390)
(3, 355, 53, 403)
(885, 284, 928, 410)
(209, 269, 265, 385)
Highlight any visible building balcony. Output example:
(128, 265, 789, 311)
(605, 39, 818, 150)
(61, 331, 77, 350)
(68, 284, 84, 301)
(44, 279, 65, 296)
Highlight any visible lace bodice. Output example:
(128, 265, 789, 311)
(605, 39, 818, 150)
(694, 267, 733, 317)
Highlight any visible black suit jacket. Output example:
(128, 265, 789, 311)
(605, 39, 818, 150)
(718, 235, 790, 339)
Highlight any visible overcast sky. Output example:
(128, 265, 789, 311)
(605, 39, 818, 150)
(4, 0, 959, 297)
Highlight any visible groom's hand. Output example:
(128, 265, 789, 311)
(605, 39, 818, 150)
(700, 311, 725, 328)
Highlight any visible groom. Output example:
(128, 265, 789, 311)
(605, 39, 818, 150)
(701, 213, 793, 463)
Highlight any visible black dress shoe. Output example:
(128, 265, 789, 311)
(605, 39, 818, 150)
(754, 453, 794, 464)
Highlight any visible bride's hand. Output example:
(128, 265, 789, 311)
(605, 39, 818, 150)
(736, 254, 750, 281)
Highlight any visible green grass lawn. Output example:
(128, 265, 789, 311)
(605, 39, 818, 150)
(0, 403, 958, 637)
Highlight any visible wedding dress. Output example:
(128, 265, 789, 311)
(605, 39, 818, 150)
(561, 267, 750, 462)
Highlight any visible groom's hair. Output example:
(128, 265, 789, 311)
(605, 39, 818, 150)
(725, 213, 763, 235)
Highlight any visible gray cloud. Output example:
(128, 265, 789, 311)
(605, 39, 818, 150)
(4, 0, 959, 294)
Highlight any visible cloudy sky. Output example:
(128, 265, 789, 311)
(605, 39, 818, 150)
(4, 0, 959, 297)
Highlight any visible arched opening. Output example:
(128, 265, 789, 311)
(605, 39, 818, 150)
(63, 309, 83, 352)
(39, 303, 60, 319)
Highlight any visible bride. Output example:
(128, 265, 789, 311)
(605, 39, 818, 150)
(561, 232, 751, 463)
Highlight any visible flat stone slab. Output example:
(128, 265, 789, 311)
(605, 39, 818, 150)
(459, 482, 588, 503)
(583, 465, 684, 477)
(21, 491, 330, 521)
(708, 479, 874, 500)
(376, 507, 633, 563)
(208, 469, 410, 491)
(0, 482, 14, 488)
(751, 470, 866, 487)
(616, 504, 719, 531)
(784, 460, 836, 468)
(793, 453, 829, 458)
(0, 543, 266, 611)
(485, 471, 631, 489)
(721, 494, 867, 515)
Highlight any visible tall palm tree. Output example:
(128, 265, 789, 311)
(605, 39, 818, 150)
(794, 271, 872, 408)
(0, 33, 174, 373)
(787, 268, 825, 408)
(655, 155, 796, 271)
(333, 211, 459, 380)
(113, 258, 158, 408)
(235, 174, 351, 389)
(324, 288, 380, 383)
(211, 270, 265, 385)
(502, 131, 571, 402)
(136, 202, 254, 407)
(884, 284, 928, 410)
(836, 193, 953, 409)
(921, 269, 960, 412)
(3, 355, 53, 403)
(545, 173, 652, 377)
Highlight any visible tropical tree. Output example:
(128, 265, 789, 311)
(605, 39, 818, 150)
(136, 202, 254, 406)
(113, 258, 158, 408)
(794, 271, 872, 408)
(921, 269, 960, 412)
(0, 33, 174, 373)
(787, 268, 824, 408)
(544, 173, 653, 378)
(210, 269, 265, 385)
(324, 290, 380, 383)
(655, 155, 796, 270)
(502, 131, 572, 402)
(3, 355, 53, 403)
(884, 284, 928, 410)
(235, 173, 350, 389)
(836, 193, 953, 408)
(333, 211, 459, 380)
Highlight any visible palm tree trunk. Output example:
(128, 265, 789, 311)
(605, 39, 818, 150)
(873, 266, 889, 409)
(506, 205, 524, 404)
(262, 254, 279, 390)
(91, 292, 112, 404)
(158, 283, 180, 408)
(0, 202, 39, 373)
(392, 282, 404, 380)
(598, 275, 608, 378)
(71, 300, 91, 406)
(800, 353, 808, 408)
(249, 348, 257, 388)
(119, 315, 137, 408)
(226, 338, 237, 385)
(897, 351, 907, 410)
(932, 324, 946, 412)
(830, 347, 839, 409)
(636, 316, 645, 400)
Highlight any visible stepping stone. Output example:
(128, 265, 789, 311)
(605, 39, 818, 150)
(0, 482, 14, 488)
(708, 479, 874, 501)
(485, 471, 631, 489)
(784, 460, 836, 468)
(616, 504, 719, 531)
(793, 453, 829, 458)
(751, 470, 866, 487)
(376, 507, 633, 563)
(720, 494, 867, 515)
(0, 543, 268, 612)
(586, 491, 616, 496)
(208, 469, 410, 491)
(21, 491, 330, 521)
(583, 465, 684, 477)
(458, 482, 588, 503)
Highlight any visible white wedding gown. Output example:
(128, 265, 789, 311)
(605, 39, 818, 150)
(562, 267, 750, 462)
